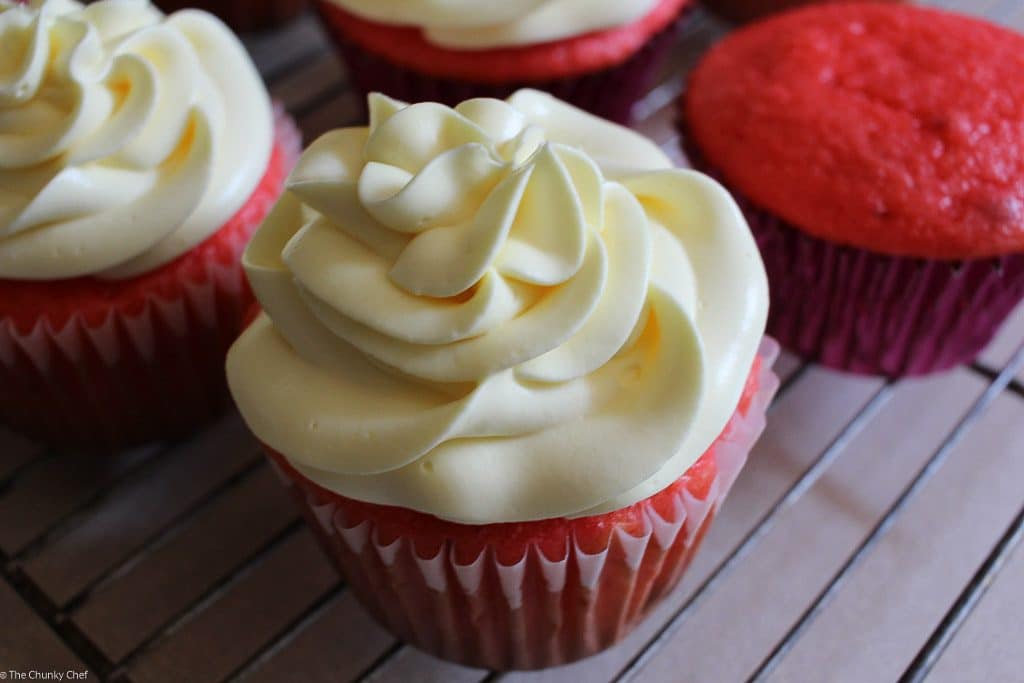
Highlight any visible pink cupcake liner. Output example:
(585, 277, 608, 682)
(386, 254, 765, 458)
(749, 211, 1024, 376)
(316, 9, 685, 124)
(680, 132, 1024, 377)
(264, 339, 779, 670)
(0, 109, 301, 452)
(0, 263, 248, 451)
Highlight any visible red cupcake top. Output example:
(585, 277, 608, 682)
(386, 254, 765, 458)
(685, 4, 1024, 259)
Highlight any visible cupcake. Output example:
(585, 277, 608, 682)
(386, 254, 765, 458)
(699, 0, 903, 25)
(0, 0, 300, 450)
(227, 90, 774, 669)
(314, 0, 692, 123)
(683, 4, 1024, 377)
(154, 0, 306, 34)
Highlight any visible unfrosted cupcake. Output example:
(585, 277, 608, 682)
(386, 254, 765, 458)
(0, 0, 300, 450)
(314, 0, 691, 123)
(683, 3, 1024, 376)
(154, 0, 306, 34)
(227, 90, 775, 669)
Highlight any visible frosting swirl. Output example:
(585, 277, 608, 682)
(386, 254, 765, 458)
(227, 90, 768, 524)
(0, 0, 272, 280)
(327, 0, 660, 49)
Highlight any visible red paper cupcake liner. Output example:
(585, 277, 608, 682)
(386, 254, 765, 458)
(680, 131, 1024, 377)
(315, 3, 687, 124)
(0, 108, 301, 452)
(155, 0, 307, 33)
(263, 339, 779, 671)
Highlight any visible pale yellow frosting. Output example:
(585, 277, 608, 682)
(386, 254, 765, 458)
(327, 0, 660, 49)
(0, 0, 272, 280)
(227, 90, 768, 524)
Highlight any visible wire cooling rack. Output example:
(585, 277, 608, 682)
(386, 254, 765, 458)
(2, 2, 1024, 681)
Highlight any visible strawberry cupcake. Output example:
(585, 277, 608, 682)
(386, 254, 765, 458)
(683, 4, 1024, 377)
(314, 0, 691, 123)
(0, 0, 300, 450)
(154, 0, 306, 34)
(227, 90, 775, 669)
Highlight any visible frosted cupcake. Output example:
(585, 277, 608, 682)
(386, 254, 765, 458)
(0, 0, 300, 450)
(228, 90, 774, 669)
(314, 0, 691, 123)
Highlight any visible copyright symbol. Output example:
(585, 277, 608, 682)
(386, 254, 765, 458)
(1, 671, 8, 679)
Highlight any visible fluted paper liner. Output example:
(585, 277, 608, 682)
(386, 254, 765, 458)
(315, 2, 686, 124)
(265, 339, 779, 670)
(680, 130, 1024, 377)
(748, 211, 1024, 376)
(0, 108, 301, 451)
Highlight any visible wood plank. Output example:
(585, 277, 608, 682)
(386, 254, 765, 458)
(128, 529, 338, 683)
(18, 416, 259, 607)
(631, 369, 987, 682)
(414, 368, 885, 683)
(71, 465, 298, 664)
(772, 350, 803, 386)
(298, 92, 363, 141)
(967, 0, 1024, 29)
(637, 102, 685, 167)
(0, 578, 87, 675)
(977, 302, 1024, 377)
(928, 536, 1024, 683)
(243, 14, 329, 79)
(1007, 1, 1024, 31)
(366, 647, 484, 683)
(0, 428, 45, 485)
(268, 52, 346, 113)
(0, 445, 159, 557)
(931, 0, 1003, 17)
(245, 591, 394, 683)
(763, 391, 1024, 683)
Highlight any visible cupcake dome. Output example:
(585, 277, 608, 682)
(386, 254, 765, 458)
(687, 3, 1024, 260)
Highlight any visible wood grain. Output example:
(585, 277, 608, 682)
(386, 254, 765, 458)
(128, 529, 339, 683)
(0, 578, 87, 675)
(1, 2, 1022, 682)
(0, 428, 45, 484)
(635, 370, 988, 682)
(71, 465, 298, 663)
(17, 417, 259, 607)
(244, 591, 395, 683)
(763, 391, 1024, 683)
(928, 531, 1024, 683)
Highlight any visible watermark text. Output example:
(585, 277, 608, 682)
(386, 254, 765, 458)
(2, 671, 90, 681)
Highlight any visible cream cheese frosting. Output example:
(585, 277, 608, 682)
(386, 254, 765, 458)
(327, 0, 660, 49)
(0, 0, 272, 281)
(227, 90, 768, 524)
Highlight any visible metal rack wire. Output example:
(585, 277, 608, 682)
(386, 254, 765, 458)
(3, 3, 1024, 682)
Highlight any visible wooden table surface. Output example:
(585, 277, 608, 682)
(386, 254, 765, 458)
(3, 2, 1024, 682)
